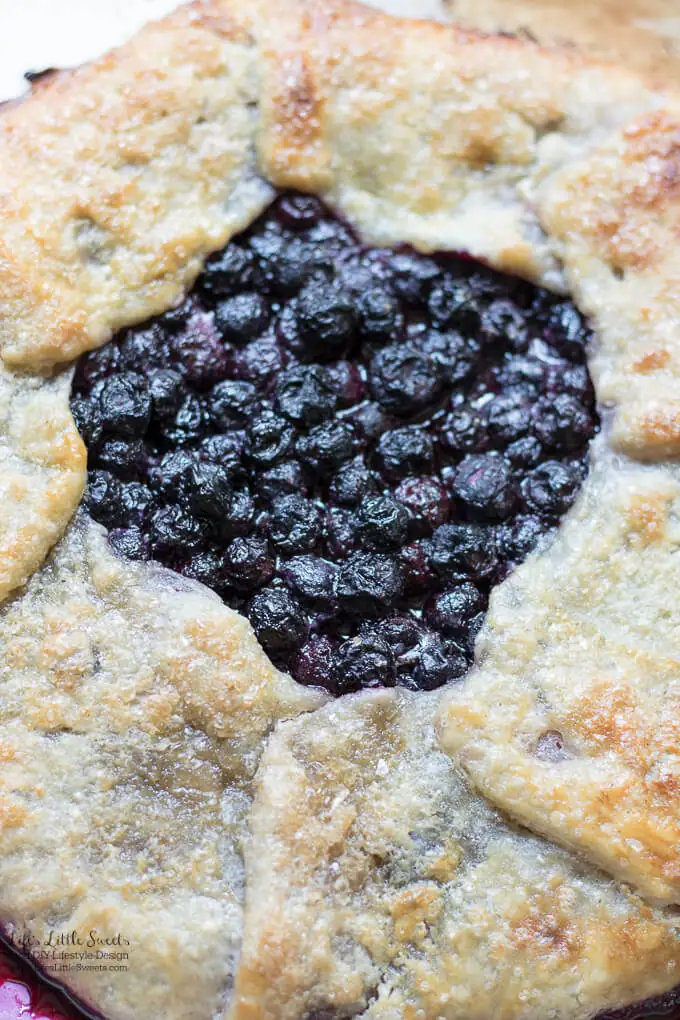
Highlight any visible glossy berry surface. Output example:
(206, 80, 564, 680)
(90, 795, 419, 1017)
(72, 193, 599, 694)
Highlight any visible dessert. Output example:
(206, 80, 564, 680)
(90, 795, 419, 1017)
(0, 2, 678, 1018)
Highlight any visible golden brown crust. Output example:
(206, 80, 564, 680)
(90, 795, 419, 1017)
(232, 691, 680, 1020)
(3, 1, 680, 1016)
(0, 364, 85, 603)
(443, 0, 680, 85)
(437, 452, 680, 905)
(537, 108, 680, 459)
(0, 0, 274, 371)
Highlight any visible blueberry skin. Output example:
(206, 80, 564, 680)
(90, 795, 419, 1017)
(270, 496, 323, 555)
(451, 453, 517, 520)
(370, 343, 443, 415)
(355, 495, 410, 552)
(247, 586, 308, 656)
(334, 552, 404, 614)
(333, 633, 397, 694)
(98, 373, 151, 438)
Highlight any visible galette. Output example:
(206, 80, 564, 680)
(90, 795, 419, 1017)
(1, 2, 680, 1019)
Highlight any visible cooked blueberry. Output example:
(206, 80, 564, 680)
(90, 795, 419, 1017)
(346, 401, 394, 442)
(430, 522, 498, 581)
(506, 436, 542, 468)
(230, 336, 285, 389)
(246, 411, 295, 467)
(373, 615, 423, 659)
(214, 293, 270, 344)
(148, 369, 185, 427)
(326, 361, 365, 408)
(296, 421, 354, 475)
(375, 427, 434, 480)
(85, 470, 123, 528)
(328, 456, 377, 506)
(333, 633, 396, 693)
(218, 489, 255, 540)
(388, 252, 441, 306)
(188, 462, 233, 519)
(159, 300, 195, 333)
(452, 453, 517, 520)
(276, 193, 323, 230)
(428, 278, 478, 330)
(487, 394, 531, 445)
(247, 586, 308, 656)
(108, 526, 150, 561)
(370, 344, 443, 415)
(118, 481, 152, 524)
(415, 330, 479, 385)
(498, 514, 548, 560)
(171, 325, 228, 389)
(74, 343, 121, 390)
(424, 583, 484, 637)
(481, 299, 528, 352)
(207, 379, 259, 429)
(521, 461, 583, 516)
(223, 536, 274, 592)
(199, 432, 246, 478)
(270, 495, 323, 554)
(153, 449, 197, 500)
(276, 365, 337, 426)
(531, 394, 595, 452)
(181, 551, 226, 590)
(71, 395, 103, 448)
(324, 507, 358, 560)
(99, 373, 151, 437)
(439, 408, 488, 456)
(334, 552, 404, 614)
(355, 495, 409, 552)
(496, 355, 545, 394)
(413, 634, 469, 690)
(272, 240, 334, 297)
(96, 438, 149, 482)
(292, 635, 337, 690)
(162, 394, 204, 446)
(256, 460, 307, 501)
(150, 505, 202, 554)
(202, 245, 255, 297)
(395, 477, 449, 536)
(297, 280, 357, 356)
(401, 538, 437, 593)
(281, 555, 338, 608)
(118, 325, 167, 372)
(357, 287, 400, 342)
(543, 301, 591, 358)
(72, 194, 598, 693)
(549, 362, 592, 401)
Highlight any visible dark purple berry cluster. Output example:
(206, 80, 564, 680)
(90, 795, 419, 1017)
(71, 193, 598, 695)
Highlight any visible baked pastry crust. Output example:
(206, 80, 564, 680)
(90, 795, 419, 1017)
(0, 364, 85, 602)
(2, 2, 680, 1018)
(438, 450, 680, 904)
(232, 690, 680, 1020)
(442, 0, 680, 84)
(0, 516, 324, 1019)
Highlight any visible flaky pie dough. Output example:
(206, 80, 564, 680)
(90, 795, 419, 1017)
(2, 2, 680, 1019)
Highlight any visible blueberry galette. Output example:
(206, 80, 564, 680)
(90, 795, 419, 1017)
(2, 2, 680, 1020)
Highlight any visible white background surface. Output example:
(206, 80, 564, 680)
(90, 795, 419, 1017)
(0, 0, 446, 102)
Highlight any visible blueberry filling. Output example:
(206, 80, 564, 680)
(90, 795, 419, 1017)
(71, 193, 599, 695)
